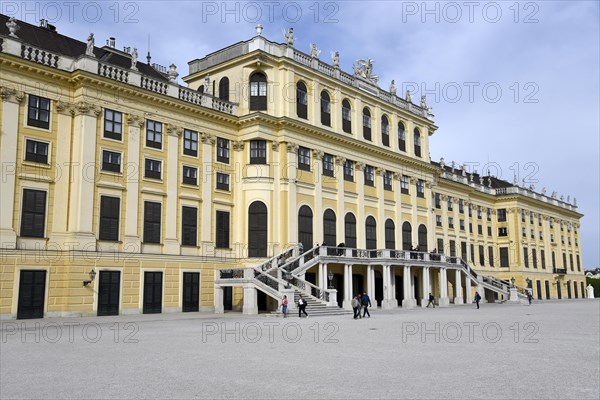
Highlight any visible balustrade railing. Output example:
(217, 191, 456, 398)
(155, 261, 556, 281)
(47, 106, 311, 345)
(21, 44, 59, 68)
(141, 76, 168, 95)
(218, 269, 244, 279)
(98, 63, 129, 83)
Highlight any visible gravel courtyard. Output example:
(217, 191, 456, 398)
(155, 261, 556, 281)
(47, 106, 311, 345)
(1, 300, 599, 399)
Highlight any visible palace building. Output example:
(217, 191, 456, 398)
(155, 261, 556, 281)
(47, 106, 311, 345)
(0, 16, 586, 319)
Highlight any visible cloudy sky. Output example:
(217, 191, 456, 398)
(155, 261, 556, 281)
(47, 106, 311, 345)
(4, 1, 598, 267)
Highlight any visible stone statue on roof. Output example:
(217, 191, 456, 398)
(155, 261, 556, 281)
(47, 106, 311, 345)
(131, 48, 138, 71)
(86, 33, 95, 57)
(331, 51, 339, 68)
(461, 164, 467, 177)
(353, 59, 378, 84)
(420, 95, 427, 109)
(389, 80, 396, 96)
(488, 177, 493, 188)
(479, 176, 484, 185)
(7, 17, 20, 38)
(310, 43, 320, 59)
(450, 161, 455, 173)
(439, 157, 445, 168)
(283, 28, 294, 46)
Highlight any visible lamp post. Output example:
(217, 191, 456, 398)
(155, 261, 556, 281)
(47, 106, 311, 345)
(328, 271, 334, 289)
(510, 276, 516, 288)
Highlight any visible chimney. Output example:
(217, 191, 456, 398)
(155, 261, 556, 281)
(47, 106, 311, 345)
(106, 37, 116, 48)
(39, 19, 47, 28)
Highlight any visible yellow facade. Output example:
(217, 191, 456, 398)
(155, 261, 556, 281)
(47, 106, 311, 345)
(0, 17, 585, 319)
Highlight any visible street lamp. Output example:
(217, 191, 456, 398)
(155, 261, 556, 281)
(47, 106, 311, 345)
(328, 271, 334, 289)
(83, 269, 96, 287)
(510, 276, 516, 288)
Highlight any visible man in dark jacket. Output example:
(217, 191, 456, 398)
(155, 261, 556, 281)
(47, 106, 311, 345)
(362, 292, 372, 317)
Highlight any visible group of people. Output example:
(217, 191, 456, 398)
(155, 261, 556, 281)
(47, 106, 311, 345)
(279, 294, 309, 318)
(351, 292, 372, 319)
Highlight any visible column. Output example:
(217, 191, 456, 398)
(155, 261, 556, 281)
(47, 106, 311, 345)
(123, 114, 143, 250)
(356, 162, 365, 248)
(287, 143, 298, 244)
(390, 267, 397, 307)
(366, 265, 373, 306)
(439, 268, 450, 306)
(336, 156, 346, 245)
(200, 133, 215, 254)
(465, 275, 473, 304)
(409, 177, 418, 249)
(421, 267, 430, 307)
(66, 102, 100, 249)
(402, 266, 414, 308)
(0, 88, 24, 248)
(164, 125, 183, 254)
(313, 149, 323, 244)
(394, 173, 403, 249)
(48, 101, 73, 245)
(272, 142, 280, 253)
(242, 284, 258, 315)
(454, 269, 463, 304)
(214, 286, 224, 314)
(376, 168, 385, 249)
(342, 264, 354, 310)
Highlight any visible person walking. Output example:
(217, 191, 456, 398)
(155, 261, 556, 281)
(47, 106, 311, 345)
(281, 295, 288, 318)
(357, 294, 363, 318)
(298, 294, 308, 318)
(362, 292, 372, 318)
(352, 295, 360, 319)
(426, 292, 435, 308)
(474, 291, 482, 309)
(527, 290, 533, 305)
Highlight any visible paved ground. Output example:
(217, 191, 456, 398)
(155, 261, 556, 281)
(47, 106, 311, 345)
(1, 300, 599, 399)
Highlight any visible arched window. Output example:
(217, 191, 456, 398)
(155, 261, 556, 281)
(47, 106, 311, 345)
(381, 115, 389, 147)
(344, 213, 357, 248)
(385, 219, 395, 249)
(219, 77, 229, 101)
(414, 128, 421, 157)
(321, 91, 331, 126)
(363, 108, 371, 141)
(365, 216, 377, 250)
(342, 99, 352, 134)
(296, 81, 308, 119)
(323, 209, 336, 246)
(249, 72, 267, 111)
(402, 222, 412, 250)
(248, 201, 267, 257)
(398, 122, 406, 152)
(418, 224, 427, 252)
(298, 205, 313, 249)
(197, 85, 204, 94)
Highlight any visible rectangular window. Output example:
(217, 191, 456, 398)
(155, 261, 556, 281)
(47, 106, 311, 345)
(146, 120, 163, 149)
(562, 253, 567, 268)
(478, 225, 483, 235)
(344, 160, 354, 182)
(576, 255, 580, 271)
(448, 217, 454, 229)
(143, 201, 161, 243)
(532, 249, 537, 268)
(436, 215, 442, 227)
(104, 109, 123, 140)
(250, 140, 266, 164)
(469, 223, 472, 233)
(530, 229, 534, 239)
(461, 242, 467, 260)
(216, 172, 230, 191)
(20, 189, 46, 238)
(488, 247, 494, 267)
(487, 208, 491, 221)
(416, 179, 424, 198)
(569, 254, 574, 271)
(181, 206, 197, 246)
(401, 175, 409, 194)
(530, 213, 534, 224)
(524, 247, 529, 268)
(322, 154, 334, 177)
(500, 248, 509, 267)
(550, 219, 554, 229)
(460, 219, 465, 231)
(383, 171, 393, 191)
(538, 214, 542, 226)
(27, 95, 50, 129)
(99, 196, 120, 241)
(216, 211, 230, 248)
(521, 209, 525, 222)
(486, 226, 491, 236)
(25, 139, 49, 164)
(468, 206, 472, 218)
(479, 245, 485, 266)
(216, 137, 230, 163)
(498, 227, 508, 237)
(459, 199, 464, 214)
(145, 159, 162, 180)
(298, 147, 311, 171)
(477, 206, 482, 220)
(102, 150, 122, 173)
(435, 193, 441, 209)
(447, 196, 453, 211)
(541, 249, 546, 269)
(364, 165, 374, 187)
(470, 244, 475, 265)
(551, 233, 554, 242)
(539, 231, 543, 240)
(497, 208, 506, 222)
(437, 238, 444, 253)
(182, 166, 197, 185)
(449, 240, 456, 257)
(183, 129, 198, 157)
(522, 227, 526, 238)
